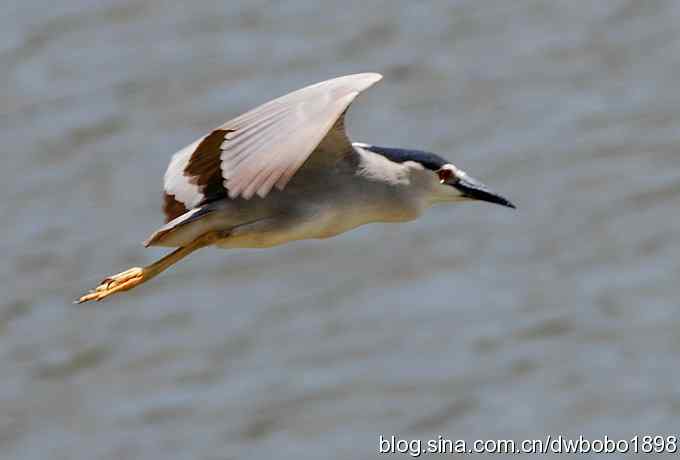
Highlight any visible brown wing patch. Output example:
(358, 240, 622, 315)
(185, 129, 233, 203)
(163, 192, 188, 223)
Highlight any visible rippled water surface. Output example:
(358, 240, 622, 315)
(3, 1, 680, 459)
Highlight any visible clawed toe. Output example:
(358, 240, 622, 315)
(76, 267, 146, 304)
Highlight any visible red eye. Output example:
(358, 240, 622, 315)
(437, 169, 453, 183)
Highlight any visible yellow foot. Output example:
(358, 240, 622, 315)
(76, 267, 146, 304)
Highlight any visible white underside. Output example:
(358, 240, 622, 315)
(215, 204, 420, 249)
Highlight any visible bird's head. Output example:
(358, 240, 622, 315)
(355, 144, 515, 209)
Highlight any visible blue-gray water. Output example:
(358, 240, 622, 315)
(2, 1, 680, 459)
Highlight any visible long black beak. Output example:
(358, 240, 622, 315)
(454, 176, 516, 209)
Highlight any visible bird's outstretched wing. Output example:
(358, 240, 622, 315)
(162, 73, 382, 222)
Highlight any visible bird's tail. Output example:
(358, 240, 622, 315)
(143, 204, 217, 248)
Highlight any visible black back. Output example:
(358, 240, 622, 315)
(361, 145, 447, 171)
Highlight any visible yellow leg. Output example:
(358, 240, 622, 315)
(76, 231, 222, 304)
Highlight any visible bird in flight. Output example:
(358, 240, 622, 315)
(77, 73, 514, 303)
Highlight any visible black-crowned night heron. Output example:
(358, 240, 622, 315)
(78, 73, 514, 303)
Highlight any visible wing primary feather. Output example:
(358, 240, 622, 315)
(241, 164, 278, 199)
(224, 106, 309, 184)
(224, 99, 287, 129)
(220, 105, 292, 151)
(220, 107, 293, 168)
(225, 114, 311, 197)
(255, 167, 282, 198)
